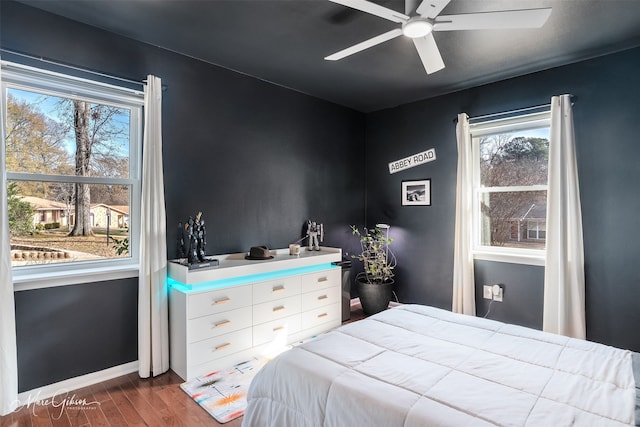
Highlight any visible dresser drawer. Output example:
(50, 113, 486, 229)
(253, 276, 301, 304)
(301, 304, 340, 330)
(187, 285, 252, 319)
(253, 314, 301, 346)
(187, 306, 252, 343)
(253, 295, 301, 325)
(187, 328, 252, 367)
(301, 286, 339, 311)
(301, 268, 340, 292)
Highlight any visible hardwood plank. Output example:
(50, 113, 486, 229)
(29, 403, 53, 427)
(119, 375, 181, 427)
(46, 403, 70, 427)
(0, 411, 22, 427)
(0, 410, 15, 427)
(60, 387, 95, 427)
(85, 383, 111, 405)
(2, 400, 38, 427)
(63, 410, 86, 427)
(78, 391, 109, 427)
(91, 394, 127, 427)
(129, 371, 214, 427)
(157, 383, 218, 426)
(103, 381, 146, 427)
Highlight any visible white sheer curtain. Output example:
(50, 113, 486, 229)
(452, 113, 476, 315)
(0, 66, 19, 415)
(138, 75, 169, 378)
(543, 94, 586, 339)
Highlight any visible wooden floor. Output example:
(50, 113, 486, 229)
(1, 308, 366, 427)
(0, 369, 239, 427)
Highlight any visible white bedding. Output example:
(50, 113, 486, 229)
(243, 304, 639, 426)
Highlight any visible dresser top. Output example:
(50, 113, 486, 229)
(168, 246, 342, 286)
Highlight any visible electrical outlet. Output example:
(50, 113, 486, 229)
(483, 285, 493, 299)
(492, 284, 503, 302)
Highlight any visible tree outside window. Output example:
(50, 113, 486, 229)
(2, 64, 141, 270)
(471, 111, 550, 257)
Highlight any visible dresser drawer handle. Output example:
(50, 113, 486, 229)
(272, 285, 285, 293)
(214, 343, 231, 351)
(317, 312, 328, 318)
(273, 326, 285, 332)
(317, 294, 328, 300)
(317, 277, 328, 283)
(273, 305, 286, 312)
(214, 320, 231, 328)
(213, 297, 231, 305)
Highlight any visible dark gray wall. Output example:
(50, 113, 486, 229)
(2, 1, 365, 391)
(14, 279, 138, 391)
(474, 261, 544, 329)
(365, 47, 640, 351)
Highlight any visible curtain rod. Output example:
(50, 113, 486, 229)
(453, 95, 576, 124)
(0, 48, 162, 89)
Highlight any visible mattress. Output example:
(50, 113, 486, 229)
(243, 304, 639, 426)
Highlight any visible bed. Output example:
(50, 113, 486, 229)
(243, 304, 640, 426)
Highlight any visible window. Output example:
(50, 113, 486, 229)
(1, 62, 143, 284)
(470, 110, 550, 265)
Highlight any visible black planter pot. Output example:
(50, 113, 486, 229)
(356, 277, 394, 315)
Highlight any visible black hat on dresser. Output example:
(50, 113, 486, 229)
(245, 246, 274, 260)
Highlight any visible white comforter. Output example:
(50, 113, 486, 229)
(243, 304, 638, 426)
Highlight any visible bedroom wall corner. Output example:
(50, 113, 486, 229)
(364, 46, 640, 352)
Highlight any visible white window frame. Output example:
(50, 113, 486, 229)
(470, 110, 550, 266)
(1, 62, 143, 289)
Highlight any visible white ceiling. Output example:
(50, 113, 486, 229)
(16, 0, 640, 112)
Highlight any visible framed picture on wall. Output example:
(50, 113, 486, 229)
(402, 179, 431, 206)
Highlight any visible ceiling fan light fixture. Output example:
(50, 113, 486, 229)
(402, 17, 434, 38)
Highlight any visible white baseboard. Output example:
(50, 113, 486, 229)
(16, 361, 139, 404)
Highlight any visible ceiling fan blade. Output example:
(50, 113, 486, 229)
(328, 0, 409, 23)
(434, 8, 552, 31)
(325, 28, 403, 61)
(413, 33, 445, 74)
(416, 0, 452, 19)
(326, 0, 395, 24)
(405, 0, 418, 15)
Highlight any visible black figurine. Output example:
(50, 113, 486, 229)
(178, 212, 209, 264)
(196, 218, 206, 262)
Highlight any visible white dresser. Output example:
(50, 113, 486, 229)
(168, 247, 342, 380)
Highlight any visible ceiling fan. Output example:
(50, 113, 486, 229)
(324, 0, 552, 74)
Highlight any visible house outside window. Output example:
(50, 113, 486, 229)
(1, 62, 142, 284)
(527, 220, 546, 240)
(470, 110, 551, 265)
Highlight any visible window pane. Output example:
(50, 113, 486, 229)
(5, 88, 130, 178)
(480, 190, 546, 250)
(479, 128, 549, 187)
(8, 180, 130, 267)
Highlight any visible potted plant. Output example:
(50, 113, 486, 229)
(351, 224, 396, 315)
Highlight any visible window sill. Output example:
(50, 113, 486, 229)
(13, 264, 140, 291)
(473, 250, 545, 266)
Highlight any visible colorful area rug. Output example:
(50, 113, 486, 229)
(180, 357, 269, 423)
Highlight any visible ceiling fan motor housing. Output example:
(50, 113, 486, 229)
(402, 17, 434, 38)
